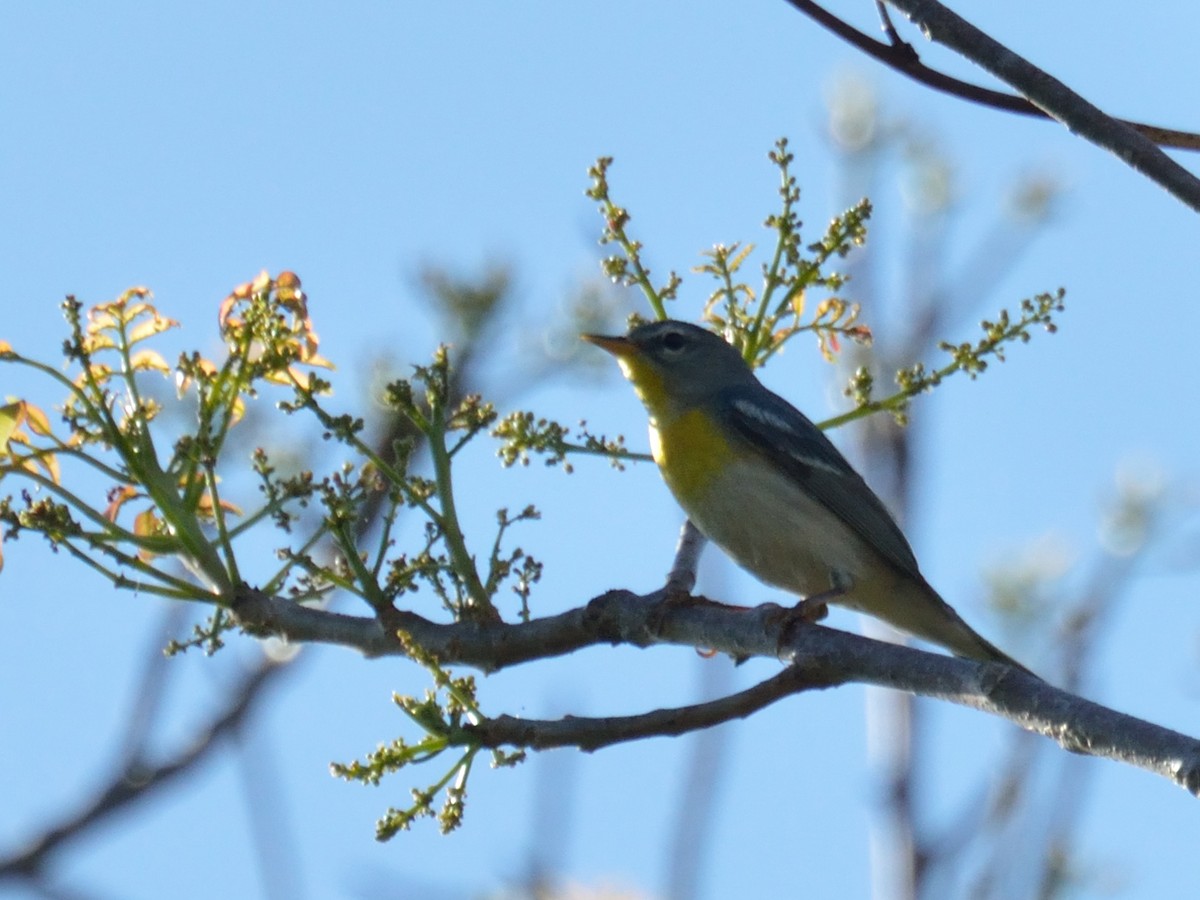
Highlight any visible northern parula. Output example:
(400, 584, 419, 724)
(584, 319, 1031, 674)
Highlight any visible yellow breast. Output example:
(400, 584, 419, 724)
(649, 407, 736, 506)
(614, 351, 737, 506)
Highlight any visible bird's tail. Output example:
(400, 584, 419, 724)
(891, 579, 1038, 679)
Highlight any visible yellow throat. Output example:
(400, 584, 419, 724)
(615, 353, 734, 503)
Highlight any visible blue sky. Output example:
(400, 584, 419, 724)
(2, 2, 1199, 898)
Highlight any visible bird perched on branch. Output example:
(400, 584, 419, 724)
(584, 319, 1032, 676)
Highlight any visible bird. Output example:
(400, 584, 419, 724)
(583, 319, 1032, 675)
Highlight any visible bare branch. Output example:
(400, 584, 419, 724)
(459, 606, 1200, 799)
(667, 519, 707, 594)
(0, 660, 285, 881)
(882, 0, 1200, 209)
(783, 0, 1200, 207)
(467, 665, 820, 751)
(231, 585, 613, 669)
(232, 588, 1200, 796)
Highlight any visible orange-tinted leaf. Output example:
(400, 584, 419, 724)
(218, 292, 239, 330)
(303, 353, 335, 370)
(82, 333, 116, 353)
(74, 363, 113, 387)
(104, 485, 140, 522)
(87, 307, 120, 330)
(134, 507, 163, 537)
(118, 286, 153, 306)
(34, 450, 61, 485)
(133, 506, 165, 560)
(175, 357, 218, 396)
(298, 320, 320, 357)
(229, 395, 246, 425)
(196, 493, 242, 519)
(21, 402, 52, 437)
(128, 315, 179, 345)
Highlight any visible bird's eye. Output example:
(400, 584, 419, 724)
(661, 331, 686, 353)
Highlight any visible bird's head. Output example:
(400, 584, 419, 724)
(582, 320, 755, 417)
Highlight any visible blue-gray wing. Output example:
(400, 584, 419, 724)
(717, 384, 923, 580)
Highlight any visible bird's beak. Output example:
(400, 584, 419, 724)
(580, 333, 636, 359)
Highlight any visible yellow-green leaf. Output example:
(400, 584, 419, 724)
(129, 349, 171, 375)
(0, 402, 21, 450)
(21, 402, 53, 437)
(128, 315, 179, 345)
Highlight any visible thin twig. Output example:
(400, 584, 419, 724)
(467, 665, 820, 751)
(783, 1, 1200, 153)
(0, 660, 285, 880)
(874, 0, 913, 56)
(882, 0, 1200, 209)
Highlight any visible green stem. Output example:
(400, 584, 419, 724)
(371, 495, 401, 580)
(563, 443, 653, 464)
(203, 465, 241, 586)
(818, 397, 903, 432)
(135, 458, 232, 594)
(816, 319, 1032, 432)
(427, 414, 490, 611)
(283, 546, 369, 602)
(261, 521, 331, 596)
(601, 201, 666, 319)
(204, 339, 255, 471)
(6, 468, 146, 542)
(113, 317, 160, 466)
(748, 166, 796, 361)
(3, 353, 111, 419)
(225, 494, 300, 539)
(295, 380, 442, 523)
(61, 538, 211, 600)
(331, 521, 391, 612)
(51, 445, 137, 484)
(71, 328, 136, 465)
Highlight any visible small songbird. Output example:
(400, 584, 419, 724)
(584, 319, 1031, 675)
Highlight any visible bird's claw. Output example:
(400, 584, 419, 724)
(791, 596, 831, 623)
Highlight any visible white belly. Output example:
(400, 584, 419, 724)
(670, 455, 882, 606)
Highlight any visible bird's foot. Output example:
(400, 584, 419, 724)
(771, 590, 842, 655)
(647, 584, 707, 638)
(791, 592, 837, 623)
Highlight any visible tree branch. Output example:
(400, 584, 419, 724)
(783, 0, 1200, 209)
(666, 519, 707, 594)
(468, 664, 821, 751)
(884, 0, 1200, 209)
(231, 588, 1200, 796)
(0, 660, 285, 881)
